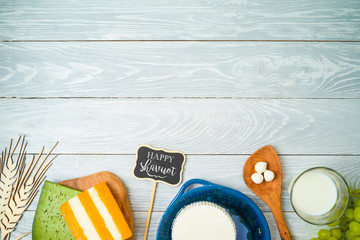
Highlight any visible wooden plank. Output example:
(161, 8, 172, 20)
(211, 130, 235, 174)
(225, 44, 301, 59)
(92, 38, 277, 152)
(0, 99, 359, 154)
(21, 155, 360, 212)
(1, 42, 360, 98)
(13, 210, 333, 240)
(1, 0, 360, 40)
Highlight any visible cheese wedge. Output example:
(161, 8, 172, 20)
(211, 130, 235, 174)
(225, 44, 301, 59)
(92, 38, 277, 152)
(60, 182, 132, 240)
(33, 181, 81, 240)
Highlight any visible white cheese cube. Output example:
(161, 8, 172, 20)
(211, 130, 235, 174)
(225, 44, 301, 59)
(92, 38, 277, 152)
(254, 162, 267, 173)
(264, 170, 275, 182)
(251, 172, 264, 184)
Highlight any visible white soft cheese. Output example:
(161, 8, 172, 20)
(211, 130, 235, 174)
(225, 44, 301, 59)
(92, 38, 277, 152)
(264, 170, 275, 182)
(251, 172, 264, 184)
(254, 162, 267, 173)
(172, 202, 236, 240)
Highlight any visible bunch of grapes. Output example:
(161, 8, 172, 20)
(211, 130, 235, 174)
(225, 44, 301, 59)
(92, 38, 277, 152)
(311, 188, 360, 240)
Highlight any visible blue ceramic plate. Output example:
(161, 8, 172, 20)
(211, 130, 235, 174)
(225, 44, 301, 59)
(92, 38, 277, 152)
(157, 179, 271, 240)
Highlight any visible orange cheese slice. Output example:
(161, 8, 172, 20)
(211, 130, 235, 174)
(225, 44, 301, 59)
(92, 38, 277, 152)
(60, 182, 132, 240)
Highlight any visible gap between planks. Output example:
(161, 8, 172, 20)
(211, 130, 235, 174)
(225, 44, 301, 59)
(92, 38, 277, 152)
(2, 97, 360, 100)
(14, 153, 360, 156)
(2, 40, 360, 43)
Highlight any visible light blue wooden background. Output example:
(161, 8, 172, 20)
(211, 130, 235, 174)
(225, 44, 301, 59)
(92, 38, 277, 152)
(1, 0, 360, 239)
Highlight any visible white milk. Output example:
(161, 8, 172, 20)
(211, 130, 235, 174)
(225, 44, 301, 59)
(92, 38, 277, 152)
(291, 172, 338, 216)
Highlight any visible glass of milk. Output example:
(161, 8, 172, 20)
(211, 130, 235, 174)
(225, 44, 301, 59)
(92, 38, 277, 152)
(289, 167, 350, 225)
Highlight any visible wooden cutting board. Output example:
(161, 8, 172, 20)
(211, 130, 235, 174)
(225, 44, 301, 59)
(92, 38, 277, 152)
(59, 171, 135, 240)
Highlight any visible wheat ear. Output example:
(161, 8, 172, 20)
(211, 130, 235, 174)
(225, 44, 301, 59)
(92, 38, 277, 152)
(0, 137, 58, 240)
(0, 136, 26, 240)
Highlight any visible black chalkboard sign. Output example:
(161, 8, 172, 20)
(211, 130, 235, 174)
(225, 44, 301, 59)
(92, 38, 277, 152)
(133, 145, 186, 186)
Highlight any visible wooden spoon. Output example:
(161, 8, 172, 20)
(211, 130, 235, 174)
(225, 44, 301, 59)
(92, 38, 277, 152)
(243, 145, 292, 240)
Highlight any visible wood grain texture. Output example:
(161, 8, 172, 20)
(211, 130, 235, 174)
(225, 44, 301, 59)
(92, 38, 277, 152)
(1, 42, 360, 98)
(12, 209, 345, 240)
(1, 0, 360, 41)
(8, 155, 360, 239)
(243, 145, 292, 240)
(2, 1, 360, 239)
(22, 154, 360, 212)
(0, 99, 359, 154)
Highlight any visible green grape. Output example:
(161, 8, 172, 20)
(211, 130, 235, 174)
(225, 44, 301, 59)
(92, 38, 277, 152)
(334, 209, 345, 221)
(340, 217, 349, 228)
(318, 229, 331, 239)
(354, 199, 360, 208)
(350, 187, 355, 195)
(346, 208, 355, 220)
(355, 189, 360, 199)
(346, 229, 357, 240)
(310, 186, 360, 240)
(354, 207, 360, 222)
(331, 228, 342, 239)
(328, 219, 341, 227)
(349, 221, 360, 235)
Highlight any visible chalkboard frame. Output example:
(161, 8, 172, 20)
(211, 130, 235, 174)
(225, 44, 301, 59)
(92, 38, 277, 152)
(133, 145, 186, 186)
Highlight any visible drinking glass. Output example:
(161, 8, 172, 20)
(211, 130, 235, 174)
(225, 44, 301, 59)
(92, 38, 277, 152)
(289, 167, 350, 225)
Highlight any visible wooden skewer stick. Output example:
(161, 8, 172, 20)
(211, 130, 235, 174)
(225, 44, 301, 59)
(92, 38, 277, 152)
(143, 181, 158, 240)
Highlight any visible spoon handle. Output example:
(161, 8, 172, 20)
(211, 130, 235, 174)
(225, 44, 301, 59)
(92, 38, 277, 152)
(269, 199, 292, 240)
